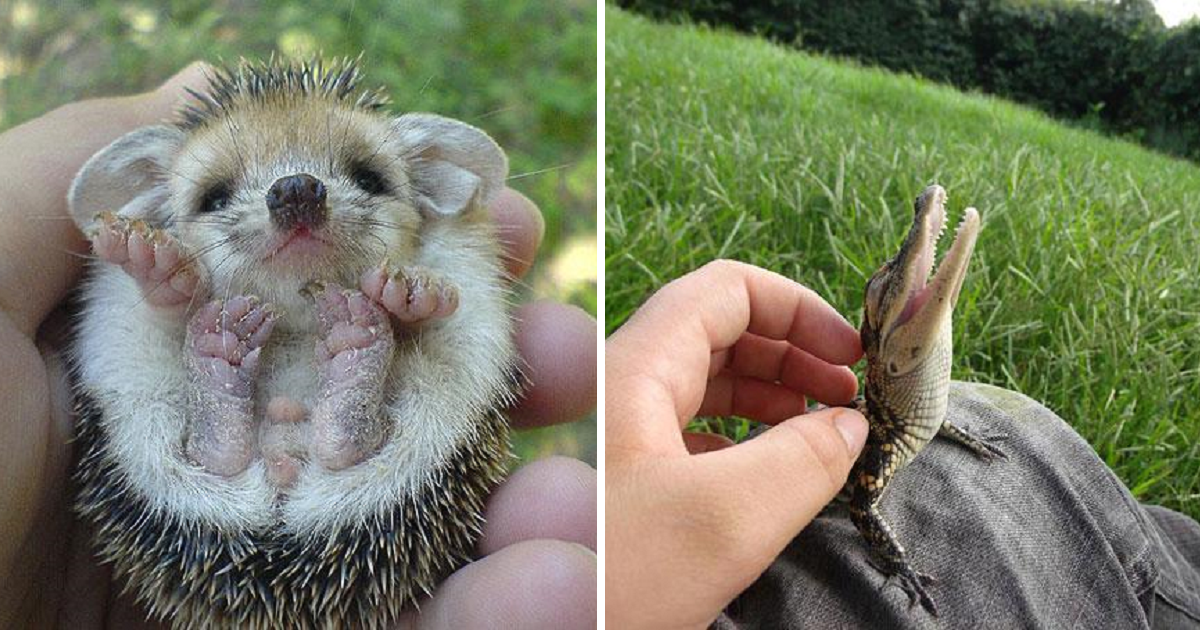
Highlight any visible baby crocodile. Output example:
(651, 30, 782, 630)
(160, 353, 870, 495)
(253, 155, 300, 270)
(849, 184, 1002, 616)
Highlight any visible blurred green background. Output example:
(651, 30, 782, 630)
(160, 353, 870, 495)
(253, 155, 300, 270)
(606, 7, 1200, 518)
(0, 0, 597, 466)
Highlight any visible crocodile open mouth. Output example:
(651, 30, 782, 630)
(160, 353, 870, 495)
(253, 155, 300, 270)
(894, 188, 980, 329)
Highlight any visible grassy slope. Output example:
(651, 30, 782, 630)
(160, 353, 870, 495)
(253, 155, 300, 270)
(0, 0, 596, 464)
(606, 7, 1200, 518)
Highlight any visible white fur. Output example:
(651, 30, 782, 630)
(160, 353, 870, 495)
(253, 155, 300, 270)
(283, 221, 515, 534)
(73, 269, 278, 531)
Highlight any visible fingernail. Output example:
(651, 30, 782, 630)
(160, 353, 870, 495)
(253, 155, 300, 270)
(832, 408, 868, 456)
(157, 61, 211, 95)
(143, 62, 213, 117)
(531, 195, 546, 244)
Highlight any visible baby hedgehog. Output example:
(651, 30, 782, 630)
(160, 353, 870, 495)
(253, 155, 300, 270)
(66, 58, 518, 629)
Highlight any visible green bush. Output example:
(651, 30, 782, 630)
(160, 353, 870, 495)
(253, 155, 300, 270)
(970, 0, 1160, 124)
(792, 0, 977, 86)
(1139, 23, 1200, 157)
(616, 0, 1200, 161)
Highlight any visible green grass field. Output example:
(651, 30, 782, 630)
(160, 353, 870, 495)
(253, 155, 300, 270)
(0, 0, 597, 465)
(606, 7, 1200, 518)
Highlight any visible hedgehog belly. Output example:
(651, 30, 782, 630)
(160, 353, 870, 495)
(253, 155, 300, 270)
(72, 390, 509, 630)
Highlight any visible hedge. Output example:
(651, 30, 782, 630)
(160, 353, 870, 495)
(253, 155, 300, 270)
(616, 0, 1200, 161)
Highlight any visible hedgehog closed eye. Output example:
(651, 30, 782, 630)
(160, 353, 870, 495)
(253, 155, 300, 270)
(198, 184, 232, 214)
(351, 163, 389, 195)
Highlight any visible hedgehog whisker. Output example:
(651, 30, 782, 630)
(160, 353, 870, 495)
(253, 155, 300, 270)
(508, 163, 573, 181)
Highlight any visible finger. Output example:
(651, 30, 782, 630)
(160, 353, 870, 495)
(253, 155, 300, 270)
(607, 260, 860, 446)
(630, 260, 862, 363)
(0, 62, 211, 337)
(708, 348, 729, 378)
(698, 374, 807, 423)
(139, 62, 213, 120)
(479, 457, 596, 554)
(488, 187, 543, 280)
(106, 591, 167, 629)
(719, 332, 859, 405)
(509, 301, 596, 428)
(690, 407, 867, 566)
(398, 540, 596, 630)
(683, 432, 735, 454)
(56, 520, 112, 629)
(0, 331, 69, 620)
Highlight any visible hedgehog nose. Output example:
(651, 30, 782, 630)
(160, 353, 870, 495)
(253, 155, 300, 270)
(266, 173, 327, 230)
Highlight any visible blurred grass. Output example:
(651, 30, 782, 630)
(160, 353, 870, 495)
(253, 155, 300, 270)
(0, 0, 596, 466)
(606, 7, 1200, 518)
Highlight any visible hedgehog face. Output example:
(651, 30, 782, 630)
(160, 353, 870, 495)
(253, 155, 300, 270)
(69, 59, 507, 326)
(168, 100, 420, 315)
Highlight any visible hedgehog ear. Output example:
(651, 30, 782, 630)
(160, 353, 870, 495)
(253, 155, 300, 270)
(68, 125, 186, 230)
(391, 113, 508, 217)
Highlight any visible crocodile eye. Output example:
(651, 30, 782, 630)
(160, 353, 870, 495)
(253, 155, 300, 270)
(351, 163, 389, 195)
(864, 275, 885, 323)
(866, 277, 883, 304)
(198, 184, 232, 214)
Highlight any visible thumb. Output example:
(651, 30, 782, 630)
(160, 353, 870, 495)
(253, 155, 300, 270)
(695, 407, 868, 563)
(0, 61, 212, 337)
(132, 61, 212, 122)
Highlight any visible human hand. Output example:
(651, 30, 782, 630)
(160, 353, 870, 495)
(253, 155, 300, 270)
(605, 260, 868, 629)
(0, 63, 597, 629)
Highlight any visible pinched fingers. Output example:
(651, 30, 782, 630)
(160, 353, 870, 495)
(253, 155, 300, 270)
(699, 331, 860, 424)
(713, 332, 859, 404)
(607, 260, 862, 449)
(699, 374, 809, 425)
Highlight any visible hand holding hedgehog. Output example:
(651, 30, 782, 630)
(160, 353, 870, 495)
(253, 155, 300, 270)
(0, 63, 596, 629)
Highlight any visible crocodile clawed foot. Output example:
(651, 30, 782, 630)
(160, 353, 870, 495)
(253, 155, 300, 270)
(884, 568, 939, 617)
(940, 422, 1008, 462)
(980, 437, 1008, 460)
(969, 431, 1009, 461)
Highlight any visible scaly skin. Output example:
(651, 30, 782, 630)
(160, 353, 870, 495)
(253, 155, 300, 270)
(849, 184, 1002, 616)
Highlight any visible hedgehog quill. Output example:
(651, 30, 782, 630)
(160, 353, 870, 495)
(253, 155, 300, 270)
(67, 58, 518, 629)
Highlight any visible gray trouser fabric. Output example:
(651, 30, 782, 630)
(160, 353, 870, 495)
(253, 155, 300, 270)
(713, 382, 1200, 629)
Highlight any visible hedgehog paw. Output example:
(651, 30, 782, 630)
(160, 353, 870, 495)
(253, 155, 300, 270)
(309, 283, 394, 470)
(360, 261, 459, 325)
(184, 296, 277, 476)
(91, 212, 199, 308)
